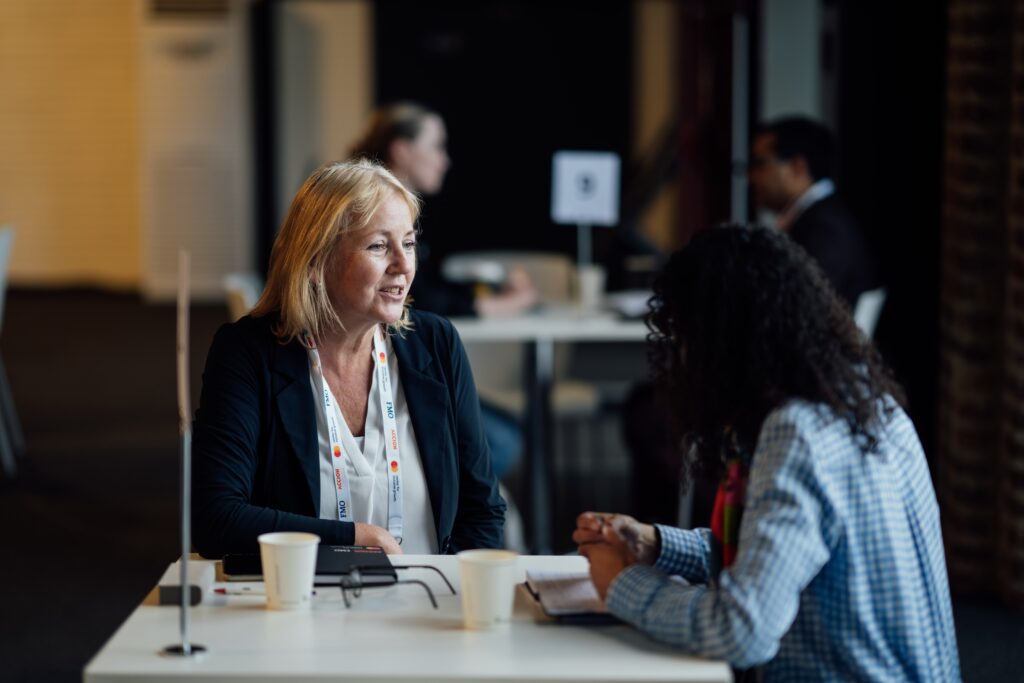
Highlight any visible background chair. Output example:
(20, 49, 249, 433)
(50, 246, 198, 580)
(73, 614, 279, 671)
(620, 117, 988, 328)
(222, 272, 264, 322)
(0, 226, 26, 478)
(853, 286, 887, 339)
(444, 251, 606, 552)
(441, 251, 602, 424)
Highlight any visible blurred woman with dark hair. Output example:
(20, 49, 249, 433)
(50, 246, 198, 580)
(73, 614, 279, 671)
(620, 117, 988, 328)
(348, 103, 535, 490)
(348, 102, 537, 318)
(574, 226, 959, 680)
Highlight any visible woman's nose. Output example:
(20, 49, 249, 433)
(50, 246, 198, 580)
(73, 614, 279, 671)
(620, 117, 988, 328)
(390, 247, 415, 274)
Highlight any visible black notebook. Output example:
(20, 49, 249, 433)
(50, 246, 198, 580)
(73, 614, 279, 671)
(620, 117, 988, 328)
(223, 545, 397, 585)
(316, 545, 397, 585)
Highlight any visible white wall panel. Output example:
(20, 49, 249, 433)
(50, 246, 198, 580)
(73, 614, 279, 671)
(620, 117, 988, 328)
(139, 4, 252, 300)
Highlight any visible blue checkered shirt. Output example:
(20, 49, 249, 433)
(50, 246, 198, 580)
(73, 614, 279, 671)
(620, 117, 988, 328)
(606, 400, 961, 681)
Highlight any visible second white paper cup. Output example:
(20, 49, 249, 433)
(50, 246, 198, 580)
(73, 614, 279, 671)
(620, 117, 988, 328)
(457, 549, 518, 629)
(577, 264, 606, 312)
(257, 532, 320, 610)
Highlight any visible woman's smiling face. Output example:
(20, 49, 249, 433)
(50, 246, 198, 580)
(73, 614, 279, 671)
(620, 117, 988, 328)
(324, 191, 417, 333)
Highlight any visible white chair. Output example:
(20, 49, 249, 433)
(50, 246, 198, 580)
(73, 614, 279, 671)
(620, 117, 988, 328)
(441, 251, 602, 421)
(444, 251, 604, 552)
(0, 227, 26, 478)
(223, 272, 264, 322)
(853, 287, 887, 339)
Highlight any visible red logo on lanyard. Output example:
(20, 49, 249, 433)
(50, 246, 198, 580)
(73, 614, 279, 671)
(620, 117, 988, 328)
(378, 351, 386, 364)
(333, 445, 342, 458)
(390, 460, 398, 473)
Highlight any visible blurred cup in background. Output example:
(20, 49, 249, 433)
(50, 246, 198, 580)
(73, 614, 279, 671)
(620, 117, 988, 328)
(576, 264, 606, 313)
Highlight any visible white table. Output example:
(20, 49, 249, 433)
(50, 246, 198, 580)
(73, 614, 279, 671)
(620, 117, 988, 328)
(84, 555, 730, 683)
(451, 309, 648, 554)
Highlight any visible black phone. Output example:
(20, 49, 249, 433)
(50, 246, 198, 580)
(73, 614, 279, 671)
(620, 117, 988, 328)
(221, 553, 262, 577)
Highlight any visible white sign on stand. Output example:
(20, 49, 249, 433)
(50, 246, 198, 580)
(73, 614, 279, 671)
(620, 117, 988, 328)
(551, 151, 621, 228)
(550, 151, 620, 303)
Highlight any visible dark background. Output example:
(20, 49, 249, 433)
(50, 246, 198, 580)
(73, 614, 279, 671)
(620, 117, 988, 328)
(375, 1, 633, 262)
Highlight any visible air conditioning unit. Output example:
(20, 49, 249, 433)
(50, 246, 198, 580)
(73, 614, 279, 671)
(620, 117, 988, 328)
(139, 0, 252, 301)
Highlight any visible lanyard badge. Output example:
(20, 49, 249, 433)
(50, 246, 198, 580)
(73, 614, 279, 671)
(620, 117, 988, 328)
(304, 327, 403, 543)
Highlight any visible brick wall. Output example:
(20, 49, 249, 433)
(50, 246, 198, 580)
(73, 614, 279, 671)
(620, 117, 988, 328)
(1001, 0, 1024, 604)
(940, 0, 1023, 604)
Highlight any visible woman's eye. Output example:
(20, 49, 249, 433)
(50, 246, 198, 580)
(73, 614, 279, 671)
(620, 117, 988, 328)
(403, 241, 417, 251)
(368, 243, 387, 252)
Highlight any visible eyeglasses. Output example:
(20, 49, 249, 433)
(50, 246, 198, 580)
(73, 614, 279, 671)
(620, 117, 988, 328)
(316, 564, 456, 610)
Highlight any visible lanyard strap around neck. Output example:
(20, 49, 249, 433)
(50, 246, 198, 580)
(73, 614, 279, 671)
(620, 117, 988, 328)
(304, 327, 404, 543)
(371, 327, 403, 542)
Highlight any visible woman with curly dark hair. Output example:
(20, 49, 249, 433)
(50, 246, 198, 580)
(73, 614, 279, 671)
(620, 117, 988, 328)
(574, 226, 959, 681)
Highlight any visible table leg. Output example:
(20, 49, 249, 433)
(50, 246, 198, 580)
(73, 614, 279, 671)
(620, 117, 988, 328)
(524, 338, 555, 554)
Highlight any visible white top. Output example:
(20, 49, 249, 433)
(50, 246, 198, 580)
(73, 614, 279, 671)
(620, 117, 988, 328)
(310, 335, 438, 554)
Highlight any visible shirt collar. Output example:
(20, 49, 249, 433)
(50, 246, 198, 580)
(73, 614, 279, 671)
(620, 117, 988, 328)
(776, 179, 835, 231)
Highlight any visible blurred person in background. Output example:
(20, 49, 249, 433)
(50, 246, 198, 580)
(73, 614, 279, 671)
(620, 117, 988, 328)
(625, 121, 879, 538)
(348, 102, 535, 486)
(749, 116, 875, 309)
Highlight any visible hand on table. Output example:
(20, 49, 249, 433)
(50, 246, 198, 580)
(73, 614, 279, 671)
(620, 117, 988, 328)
(475, 267, 538, 317)
(354, 522, 403, 555)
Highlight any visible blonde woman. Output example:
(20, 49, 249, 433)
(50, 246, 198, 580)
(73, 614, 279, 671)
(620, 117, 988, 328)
(192, 159, 505, 557)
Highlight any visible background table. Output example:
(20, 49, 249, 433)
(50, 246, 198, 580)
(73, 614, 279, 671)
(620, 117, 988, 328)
(451, 309, 648, 554)
(84, 554, 730, 683)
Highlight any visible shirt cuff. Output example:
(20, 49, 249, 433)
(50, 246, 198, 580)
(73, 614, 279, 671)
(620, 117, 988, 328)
(654, 524, 690, 573)
(605, 564, 667, 624)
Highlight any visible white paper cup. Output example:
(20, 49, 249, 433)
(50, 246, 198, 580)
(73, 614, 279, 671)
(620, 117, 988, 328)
(257, 532, 320, 610)
(457, 549, 518, 629)
(577, 265, 606, 312)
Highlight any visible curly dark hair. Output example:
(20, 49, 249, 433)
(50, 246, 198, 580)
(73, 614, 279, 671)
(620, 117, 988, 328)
(647, 225, 904, 480)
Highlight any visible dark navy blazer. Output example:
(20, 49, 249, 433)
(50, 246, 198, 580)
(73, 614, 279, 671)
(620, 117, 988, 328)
(790, 194, 875, 309)
(191, 310, 505, 557)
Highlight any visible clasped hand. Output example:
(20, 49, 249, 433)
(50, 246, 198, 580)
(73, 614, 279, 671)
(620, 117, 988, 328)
(573, 512, 659, 600)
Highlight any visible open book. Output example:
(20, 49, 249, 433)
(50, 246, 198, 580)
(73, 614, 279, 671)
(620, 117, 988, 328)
(524, 570, 620, 624)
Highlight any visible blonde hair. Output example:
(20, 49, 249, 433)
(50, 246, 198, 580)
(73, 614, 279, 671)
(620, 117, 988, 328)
(251, 159, 421, 343)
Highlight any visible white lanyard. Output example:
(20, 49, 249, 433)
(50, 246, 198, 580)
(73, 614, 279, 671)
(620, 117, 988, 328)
(304, 326, 404, 543)
(371, 327, 404, 542)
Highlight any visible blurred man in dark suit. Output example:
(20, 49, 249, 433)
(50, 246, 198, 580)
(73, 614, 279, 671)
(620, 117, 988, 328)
(625, 118, 880, 529)
(749, 116, 875, 308)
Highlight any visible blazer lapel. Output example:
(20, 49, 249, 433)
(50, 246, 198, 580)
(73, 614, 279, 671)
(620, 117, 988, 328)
(392, 331, 456, 542)
(271, 339, 319, 516)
